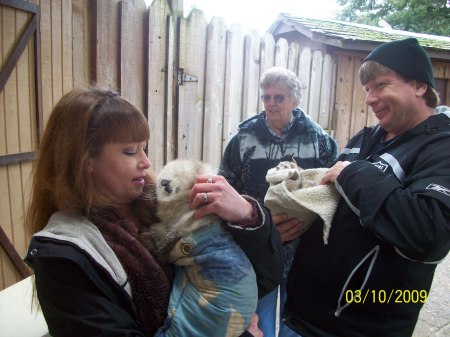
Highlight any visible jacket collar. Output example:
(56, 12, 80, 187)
(35, 211, 132, 297)
(360, 112, 450, 158)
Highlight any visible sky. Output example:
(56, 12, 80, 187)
(144, 0, 341, 36)
(182, 0, 341, 35)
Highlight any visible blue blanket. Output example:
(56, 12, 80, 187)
(155, 221, 258, 337)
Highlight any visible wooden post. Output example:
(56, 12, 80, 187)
(0, 226, 30, 279)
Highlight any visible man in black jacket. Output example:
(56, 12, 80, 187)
(284, 38, 450, 337)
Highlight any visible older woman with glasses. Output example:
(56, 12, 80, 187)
(220, 66, 338, 337)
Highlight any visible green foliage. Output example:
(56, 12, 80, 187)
(336, 0, 450, 37)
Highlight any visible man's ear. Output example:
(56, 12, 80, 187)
(414, 81, 427, 96)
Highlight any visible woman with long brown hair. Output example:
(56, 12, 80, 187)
(24, 86, 282, 337)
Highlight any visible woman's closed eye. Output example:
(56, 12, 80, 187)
(123, 142, 147, 156)
(123, 147, 137, 156)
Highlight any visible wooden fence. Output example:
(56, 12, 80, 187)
(0, 0, 343, 289)
(2, 0, 447, 289)
(146, 3, 338, 169)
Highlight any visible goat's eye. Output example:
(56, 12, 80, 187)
(160, 179, 172, 193)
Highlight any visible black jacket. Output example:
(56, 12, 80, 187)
(25, 202, 282, 337)
(27, 239, 145, 337)
(284, 112, 450, 337)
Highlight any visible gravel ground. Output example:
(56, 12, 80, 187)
(413, 255, 450, 337)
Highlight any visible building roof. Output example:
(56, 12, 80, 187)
(268, 13, 450, 56)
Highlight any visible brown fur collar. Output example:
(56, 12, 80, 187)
(91, 207, 171, 335)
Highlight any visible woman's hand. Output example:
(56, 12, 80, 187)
(319, 161, 351, 185)
(245, 314, 262, 337)
(189, 175, 253, 223)
(273, 213, 306, 242)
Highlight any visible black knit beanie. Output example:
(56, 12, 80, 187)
(363, 38, 435, 88)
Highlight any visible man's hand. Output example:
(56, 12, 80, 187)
(273, 213, 306, 242)
(320, 161, 351, 185)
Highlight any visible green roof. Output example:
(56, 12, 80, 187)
(269, 14, 450, 52)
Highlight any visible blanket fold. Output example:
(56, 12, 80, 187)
(264, 165, 340, 244)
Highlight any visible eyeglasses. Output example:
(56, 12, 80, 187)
(261, 94, 285, 103)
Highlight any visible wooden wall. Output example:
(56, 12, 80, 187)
(0, 0, 449, 290)
(333, 52, 450, 149)
(1, 0, 40, 290)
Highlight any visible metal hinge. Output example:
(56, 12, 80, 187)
(177, 68, 198, 85)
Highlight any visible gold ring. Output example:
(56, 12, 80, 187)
(202, 192, 208, 204)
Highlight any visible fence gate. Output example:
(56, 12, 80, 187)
(0, 0, 42, 286)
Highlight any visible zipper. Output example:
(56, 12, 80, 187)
(335, 245, 380, 317)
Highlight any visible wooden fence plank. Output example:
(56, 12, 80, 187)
(7, 164, 25, 282)
(50, 0, 63, 102)
(0, 5, 4, 155)
(72, 0, 90, 88)
(0, 224, 29, 278)
(2, 5, 16, 155)
(178, 8, 207, 161)
(165, 14, 177, 162)
(434, 62, 445, 78)
(19, 161, 33, 253)
(0, 240, 17, 287)
(120, 0, 146, 113)
(148, 0, 171, 172)
(61, 0, 73, 94)
(350, 55, 369, 136)
(168, 0, 183, 16)
(0, 38, 5, 257)
(308, 50, 323, 122)
(14, 10, 32, 267)
(16, 11, 33, 154)
(0, 165, 13, 289)
(3, 12, 19, 156)
(27, 20, 38, 150)
(275, 37, 288, 68)
(443, 62, 450, 78)
(318, 53, 334, 130)
(329, 59, 338, 138)
(203, 16, 227, 166)
(434, 62, 450, 106)
(445, 82, 450, 107)
(223, 23, 245, 149)
(0, 5, 3, 84)
(2, 169, 20, 286)
(39, 0, 54, 125)
(260, 33, 275, 74)
(298, 47, 311, 112)
(334, 53, 355, 149)
(94, 0, 119, 89)
(287, 42, 300, 74)
(242, 30, 261, 119)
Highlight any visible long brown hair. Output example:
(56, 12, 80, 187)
(26, 86, 151, 235)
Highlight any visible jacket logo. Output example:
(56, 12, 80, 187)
(426, 184, 450, 196)
(372, 161, 388, 172)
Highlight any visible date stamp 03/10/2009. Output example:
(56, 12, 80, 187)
(345, 289, 428, 304)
